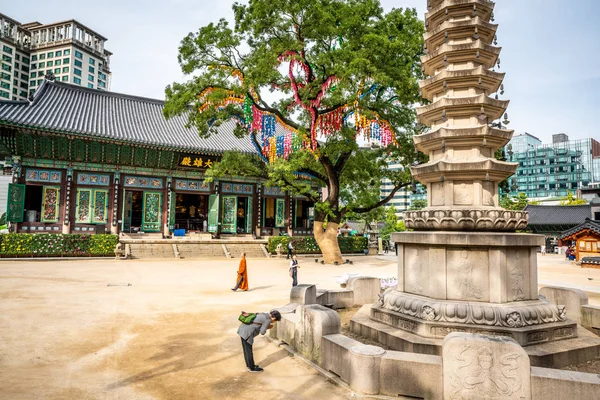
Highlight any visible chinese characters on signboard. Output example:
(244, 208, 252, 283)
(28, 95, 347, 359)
(178, 154, 220, 169)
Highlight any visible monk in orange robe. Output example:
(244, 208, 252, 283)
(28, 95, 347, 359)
(232, 252, 248, 291)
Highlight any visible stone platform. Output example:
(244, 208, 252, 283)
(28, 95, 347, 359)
(351, 305, 600, 368)
(374, 291, 575, 346)
(381, 231, 575, 345)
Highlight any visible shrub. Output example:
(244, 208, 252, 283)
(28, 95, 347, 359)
(90, 234, 119, 255)
(0, 233, 118, 257)
(338, 236, 368, 253)
(267, 235, 368, 254)
(267, 236, 291, 253)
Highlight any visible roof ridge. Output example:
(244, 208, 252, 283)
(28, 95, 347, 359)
(526, 204, 590, 207)
(49, 81, 166, 105)
(0, 81, 257, 156)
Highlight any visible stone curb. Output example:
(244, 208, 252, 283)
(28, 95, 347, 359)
(265, 336, 412, 400)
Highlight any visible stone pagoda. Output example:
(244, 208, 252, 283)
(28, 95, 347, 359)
(370, 0, 577, 347)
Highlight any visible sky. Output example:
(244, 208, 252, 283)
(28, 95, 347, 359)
(4, 0, 600, 143)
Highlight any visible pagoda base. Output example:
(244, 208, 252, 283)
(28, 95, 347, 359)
(380, 231, 580, 347)
(350, 305, 600, 368)
(371, 297, 577, 346)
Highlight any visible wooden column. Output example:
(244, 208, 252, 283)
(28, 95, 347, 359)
(215, 180, 221, 239)
(287, 192, 294, 236)
(256, 183, 262, 238)
(164, 177, 172, 237)
(62, 169, 73, 234)
(10, 156, 21, 233)
(110, 172, 120, 235)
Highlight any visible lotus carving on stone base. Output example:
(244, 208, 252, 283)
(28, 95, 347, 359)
(404, 209, 528, 231)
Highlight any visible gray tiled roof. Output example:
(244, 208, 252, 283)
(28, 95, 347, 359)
(0, 80, 258, 155)
(559, 218, 600, 240)
(524, 204, 592, 226)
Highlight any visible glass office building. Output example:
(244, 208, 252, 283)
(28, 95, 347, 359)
(506, 133, 600, 200)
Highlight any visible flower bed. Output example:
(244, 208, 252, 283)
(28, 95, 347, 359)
(0, 234, 118, 257)
(267, 236, 368, 254)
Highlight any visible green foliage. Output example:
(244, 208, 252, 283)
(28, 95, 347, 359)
(408, 199, 427, 211)
(267, 236, 292, 253)
(380, 205, 406, 240)
(0, 234, 118, 257)
(267, 236, 367, 254)
(500, 192, 529, 210)
(165, 0, 424, 223)
(559, 191, 587, 206)
(90, 235, 119, 255)
(338, 236, 369, 253)
(384, 205, 398, 226)
(0, 212, 5, 225)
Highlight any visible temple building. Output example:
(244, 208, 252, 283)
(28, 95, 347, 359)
(0, 79, 315, 237)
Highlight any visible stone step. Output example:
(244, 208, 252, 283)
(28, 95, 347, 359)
(125, 243, 269, 259)
(225, 244, 268, 258)
(178, 244, 227, 259)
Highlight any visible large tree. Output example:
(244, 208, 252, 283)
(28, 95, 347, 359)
(164, 0, 424, 263)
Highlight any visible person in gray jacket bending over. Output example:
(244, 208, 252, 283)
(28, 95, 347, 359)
(237, 309, 282, 372)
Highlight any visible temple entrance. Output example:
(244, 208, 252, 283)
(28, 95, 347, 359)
(175, 193, 208, 232)
(23, 185, 43, 223)
(122, 190, 143, 232)
(221, 195, 253, 234)
(294, 199, 314, 229)
(263, 197, 286, 228)
(123, 190, 163, 232)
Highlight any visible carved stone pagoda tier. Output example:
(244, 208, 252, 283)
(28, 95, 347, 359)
(404, 0, 526, 232)
(359, 0, 585, 352)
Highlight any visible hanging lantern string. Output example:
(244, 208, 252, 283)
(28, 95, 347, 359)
(201, 63, 398, 164)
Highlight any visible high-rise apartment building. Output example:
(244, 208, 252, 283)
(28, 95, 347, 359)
(505, 133, 600, 201)
(0, 13, 31, 101)
(0, 13, 111, 101)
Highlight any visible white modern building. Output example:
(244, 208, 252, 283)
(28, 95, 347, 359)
(381, 162, 412, 217)
(0, 13, 111, 101)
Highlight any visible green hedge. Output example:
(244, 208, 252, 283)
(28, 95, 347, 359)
(268, 236, 368, 254)
(0, 234, 118, 257)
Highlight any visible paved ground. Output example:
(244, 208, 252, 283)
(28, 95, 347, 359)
(0, 255, 396, 400)
(537, 253, 600, 304)
(0, 253, 598, 400)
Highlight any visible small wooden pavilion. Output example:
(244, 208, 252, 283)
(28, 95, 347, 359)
(559, 218, 600, 262)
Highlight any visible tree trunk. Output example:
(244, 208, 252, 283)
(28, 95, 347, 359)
(314, 220, 343, 264)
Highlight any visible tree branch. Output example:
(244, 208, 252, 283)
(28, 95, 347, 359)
(318, 102, 347, 116)
(348, 182, 410, 214)
(297, 168, 327, 184)
(251, 94, 301, 131)
(280, 176, 320, 204)
(320, 154, 339, 206)
(334, 151, 352, 174)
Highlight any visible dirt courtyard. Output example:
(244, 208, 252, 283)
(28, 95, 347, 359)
(0, 255, 397, 400)
(1, 253, 599, 399)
